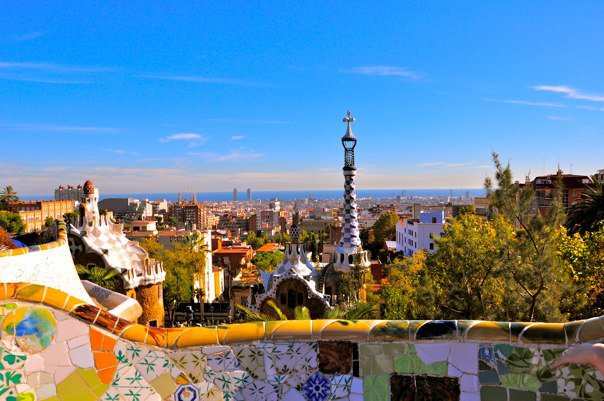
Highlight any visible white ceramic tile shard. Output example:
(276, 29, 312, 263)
(24, 355, 45, 374)
(448, 343, 479, 374)
(281, 388, 306, 401)
(66, 334, 89, 349)
(351, 377, 364, 394)
(35, 383, 57, 399)
(55, 318, 90, 342)
(69, 343, 94, 368)
(415, 343, 450, 364)
(460, 391, 481, 401)
(460, 374, 479, 393)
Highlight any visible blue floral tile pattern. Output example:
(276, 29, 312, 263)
(302, 372, 331, 401)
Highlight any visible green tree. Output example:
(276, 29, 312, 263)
(246, 231, 265, 250)
(485, 152, 567, 321)
(252, 251, 284, 273)
(0, 211, 24, 234)
(140, 237, 206, 324)
(0, 186, 19, 210)
(428, 214, 511, 320)
(557, 226, 604, 319)
(63, 210, 80, 226)
(566, 178, 604, 235)
(44, 216, 54, 228)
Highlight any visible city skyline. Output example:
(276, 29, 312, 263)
(2, 2, 604, 195)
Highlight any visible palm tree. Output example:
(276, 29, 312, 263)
(566, 178, 604, 234)
(0, 186, 19, 210)
(236, 300, 377, 321)
(76, 264, 121, 291)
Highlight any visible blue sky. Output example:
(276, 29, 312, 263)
(1, 2, 603, 196)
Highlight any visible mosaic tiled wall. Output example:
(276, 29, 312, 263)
(1, 283, 604, 401)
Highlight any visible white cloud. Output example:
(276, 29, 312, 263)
(533, 85, 604, 103)
(344, 66, 422, 80)
(140, 74, 263, 87)
(0, 122, 120, 133)
(0, 61, 114, 84)
(13, 32, 45, 42)
(217, 151, 264, 161)
(231, 135, 245, 141)
(160, 133, 207, 147)
(102, 148, 126, 154)
(485, 99, 565, 108)
(546, 115, 571, 121)
(417, 162, 489, 170)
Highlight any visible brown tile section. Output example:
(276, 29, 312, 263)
(318, 341, 353, 374)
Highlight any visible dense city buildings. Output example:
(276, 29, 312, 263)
(168, 201, 214, 230)
(8, 200, 74, 232)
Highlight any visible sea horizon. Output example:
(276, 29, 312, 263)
(21, 188, 487, 202)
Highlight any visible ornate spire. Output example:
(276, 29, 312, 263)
(333, 111, 369, 273)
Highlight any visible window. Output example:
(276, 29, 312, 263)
(429, 243, 434, 250)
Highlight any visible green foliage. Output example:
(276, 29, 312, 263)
(44, 216, 54, 228)
(76, 264, 121, 291)
(0, 186, 19, 210)
(63, 210, 79, 225)
(362, 210, 398, 258)
(246, 231, 265, 250)
(566, 177, 604, 235)
(377, 152, 603, 322)
(139, 237, 206, 322)
(0, 211, 24, 234)
(294, 306, 311, 320)
(252, 250, 283, 273)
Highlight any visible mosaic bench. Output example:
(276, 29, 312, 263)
(0, 282, 603, 401)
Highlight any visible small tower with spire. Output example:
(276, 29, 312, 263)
(333, 111, 370, 273)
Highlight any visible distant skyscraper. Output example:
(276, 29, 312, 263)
(246, 188, 252, 201)
(233, 188, 238, 202)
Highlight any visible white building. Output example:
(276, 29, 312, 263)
(396, 210, 444, 257)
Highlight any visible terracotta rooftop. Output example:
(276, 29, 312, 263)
(256, 243, 282, 253)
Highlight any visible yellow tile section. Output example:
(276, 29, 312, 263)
(120, 324, 149, 343)
(221, 322, 266, 344)
(6, 283, 29, 299)
(63, 295, 88, 313)
(578, 316, 604, 342)
(55, 369, 99, 401)
(264, 321, 288, 339)
(270, 320, 311, 341)
(321, 320, 373, 340)
(466, 321, 511, 342)
(174, 327, 219, 348)
(0, 283, 8, 300)
(15, 283, 46, 303)
(311, 320, 336, 340)
(150, 373, 178, 398)
(42, 287, 71, 312)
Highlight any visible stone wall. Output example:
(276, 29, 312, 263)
(1, 283, 604, 401)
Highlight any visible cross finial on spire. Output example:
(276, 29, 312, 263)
(343, 110, 355, 124)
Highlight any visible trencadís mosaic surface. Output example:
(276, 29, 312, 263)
(1, 283, 604, 400)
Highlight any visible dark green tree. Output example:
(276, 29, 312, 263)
(566, 177, 604, 235)
(0, 211, 24, 234)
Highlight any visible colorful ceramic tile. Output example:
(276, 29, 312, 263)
(302, 372, 330, 401)
(363, 374, 389, 401)
(174, 383, 199, 401)
(238, 379, 278, 401)
(168, 350, 207, 383)
(234, 346, 266, 379)
(1, 306, 57, 354)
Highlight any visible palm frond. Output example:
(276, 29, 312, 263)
(265, 300, 288, 320)
(235, 304, 269, 321)
(294, 306, 310, 320)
